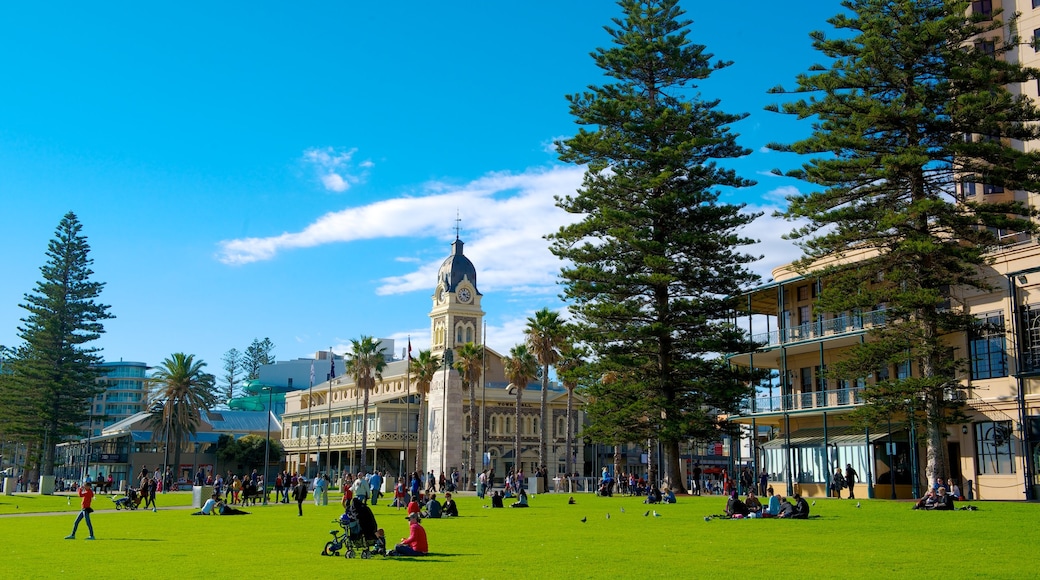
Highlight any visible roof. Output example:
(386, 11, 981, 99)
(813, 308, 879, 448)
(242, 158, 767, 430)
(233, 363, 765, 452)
(205, 410, 280, 433)
(760, 426, 891, 449)
(437, 238, 479, 293)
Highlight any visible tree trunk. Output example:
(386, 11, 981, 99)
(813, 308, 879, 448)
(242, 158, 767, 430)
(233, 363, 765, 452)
(662, 439, 686, 494)
(415, 394, 425, 476)
(539, 365, 548, 472)
(361, 378, 371, 474)
(515, 389, 523, 474)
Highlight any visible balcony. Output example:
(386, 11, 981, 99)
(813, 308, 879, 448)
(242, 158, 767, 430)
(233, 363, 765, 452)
(752, 309, 887, 348)
(740, 386, 865, 416)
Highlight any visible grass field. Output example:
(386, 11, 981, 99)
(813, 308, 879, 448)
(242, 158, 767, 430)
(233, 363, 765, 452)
(1, 491, 1036, 578)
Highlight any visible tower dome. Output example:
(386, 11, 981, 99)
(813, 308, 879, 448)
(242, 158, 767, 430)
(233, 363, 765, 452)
(437, 238, 479, 294)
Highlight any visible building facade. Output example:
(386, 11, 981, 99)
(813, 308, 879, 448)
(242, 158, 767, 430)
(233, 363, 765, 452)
(727, 242, 1040, 500)
(279, 238, 584, 486)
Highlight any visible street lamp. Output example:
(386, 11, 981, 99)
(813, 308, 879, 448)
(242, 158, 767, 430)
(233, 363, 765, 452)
(263, 386, 273, 506)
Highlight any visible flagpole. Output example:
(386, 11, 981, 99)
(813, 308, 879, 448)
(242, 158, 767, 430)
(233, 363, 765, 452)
(481, 321, 487, 474)
(406, 336, 412, 481)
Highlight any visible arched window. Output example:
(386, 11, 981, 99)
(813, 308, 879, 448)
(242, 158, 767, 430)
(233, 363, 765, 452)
(505, 417, 513, 434)
(464, 414, 471, 433)
(557, 417, 566, 437)
(490, 416, 498, 434)
(465, 327, 473, 342)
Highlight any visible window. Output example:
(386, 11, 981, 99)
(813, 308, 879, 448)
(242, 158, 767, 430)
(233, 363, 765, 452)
(983, 181, 1004, 194)
(1035, 28, 1040, 52)
(797, 285, 810, 301)
(896, 360, 911, 380)
(970, 314, 1008, 379)
(1034, 0, 1040, 9)
(974, 40, 996, 57)
(1019, 305, 1040, 373)
(960, 177, 976, 197)
(972, 0, 992, 19)
(975, 421, 1015, 474)
(798, 305, 811, 325)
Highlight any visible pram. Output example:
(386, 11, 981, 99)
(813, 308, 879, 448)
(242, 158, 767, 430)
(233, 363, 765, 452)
(112, 487, 142, 510)
(321, 498, 382, 559)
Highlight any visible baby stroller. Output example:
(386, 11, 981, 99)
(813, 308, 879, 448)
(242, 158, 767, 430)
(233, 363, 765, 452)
(112, 487, 141, 510)
(321, 498, 381, 559)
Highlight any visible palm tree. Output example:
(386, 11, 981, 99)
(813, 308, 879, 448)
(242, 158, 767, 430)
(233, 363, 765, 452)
(148, 353, 217, 476)
(555, 342, 587, 480)
(345, 336, 387, 474)
(502, 343, 537, 476)
(525, 308, 564, 471)
(454, 341, 484, 490)
(408, 349, 440, 475)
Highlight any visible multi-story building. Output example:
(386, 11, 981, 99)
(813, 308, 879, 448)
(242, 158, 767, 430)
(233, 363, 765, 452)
(87, 361, 150, 437)
(279, 238, 584, 486)
(727, 242, 1040, 501)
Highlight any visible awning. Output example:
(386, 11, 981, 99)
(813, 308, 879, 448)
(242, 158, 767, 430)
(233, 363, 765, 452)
(129, 431, 223, 444)
(761, 426, 894, 449)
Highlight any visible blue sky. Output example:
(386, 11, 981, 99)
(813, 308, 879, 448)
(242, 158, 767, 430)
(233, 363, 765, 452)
(0, 1, 836, 376)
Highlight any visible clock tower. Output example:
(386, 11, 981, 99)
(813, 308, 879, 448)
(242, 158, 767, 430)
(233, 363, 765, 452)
(427, 236, 482, 476)
(429, 236, 484, 360)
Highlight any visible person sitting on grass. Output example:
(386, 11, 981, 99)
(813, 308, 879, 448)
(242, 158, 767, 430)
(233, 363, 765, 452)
(491, 491, 505, 508)
(422, 493, 442, 518)
(725, 491, 750, 518)
(510, 488, 529, 508)
(662, 487, 677, 504)
(932, 487, 955, 511)
(442, 492, 459, 517)
(777, 496, 795, 519)
(372, 528, 387, 556)
(765, 491, 781, 517)
(745, 490, 762, 514)
(192, 492, 220, 515)
(644, 486, 662, 504)
(792, 493, 810, 519)
(389, 513, 428, 557)
(913, 490, 937, 510)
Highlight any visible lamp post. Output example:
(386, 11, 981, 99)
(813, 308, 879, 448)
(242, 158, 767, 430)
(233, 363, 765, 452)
(263, 386, 273, 506)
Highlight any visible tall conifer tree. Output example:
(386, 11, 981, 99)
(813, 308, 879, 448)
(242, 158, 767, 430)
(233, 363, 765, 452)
(768, 0, 1040, 488)
(551, 0, 763, 492)
(10, 212, 113, 476)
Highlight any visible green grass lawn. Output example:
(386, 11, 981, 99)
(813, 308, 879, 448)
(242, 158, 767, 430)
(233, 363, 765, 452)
(1, 491, 1037, 578)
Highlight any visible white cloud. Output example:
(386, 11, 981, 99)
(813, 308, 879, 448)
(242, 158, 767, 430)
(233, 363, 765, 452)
(302, 146, 370, 193)
(741, 204, 805, 282)
(217, 166, 586, 302)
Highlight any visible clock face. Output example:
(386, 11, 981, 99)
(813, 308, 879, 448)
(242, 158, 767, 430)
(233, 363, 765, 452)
(458, 288, 472, 303)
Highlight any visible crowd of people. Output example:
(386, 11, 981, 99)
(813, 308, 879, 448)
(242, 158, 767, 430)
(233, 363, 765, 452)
(723, 488, 810, 519)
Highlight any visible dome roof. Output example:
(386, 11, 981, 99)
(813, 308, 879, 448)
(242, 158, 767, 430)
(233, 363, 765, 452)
(437, 238, 479, 294)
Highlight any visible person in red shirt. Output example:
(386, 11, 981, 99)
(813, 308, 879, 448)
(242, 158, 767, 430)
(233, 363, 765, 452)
(390, 512, 428, 556)
(65, 479, 96, 540)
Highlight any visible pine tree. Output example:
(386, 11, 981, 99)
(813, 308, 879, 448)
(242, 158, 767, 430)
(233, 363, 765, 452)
(10, 212, 113, 476)
(551, 0, 762, 492)
(767, 0, 1040, 489)
(243, 337, 275, 381)
(221, 348, 242, 401)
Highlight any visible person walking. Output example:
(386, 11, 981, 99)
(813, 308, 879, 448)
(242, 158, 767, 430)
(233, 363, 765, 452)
(292, 474, 308, 516)
(831, 468, 845, 499)
(845, 464, 859, 500)
(65, 480, 96, 540)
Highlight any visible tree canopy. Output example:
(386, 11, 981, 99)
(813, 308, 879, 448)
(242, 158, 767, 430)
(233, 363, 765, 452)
(551, 0, 762, 491)
(768, 0, 1040, 489)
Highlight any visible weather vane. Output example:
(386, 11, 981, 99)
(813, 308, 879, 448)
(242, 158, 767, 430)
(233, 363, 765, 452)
(454, 210, 462, 240)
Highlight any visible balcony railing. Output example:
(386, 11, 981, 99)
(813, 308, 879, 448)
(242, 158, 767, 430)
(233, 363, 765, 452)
(751, 309, 887, 348)
(740, 386, 865, 415)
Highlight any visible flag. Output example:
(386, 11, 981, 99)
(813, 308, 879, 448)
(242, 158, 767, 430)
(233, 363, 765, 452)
(407, 337, 412, 361)
(330, 349, 336, 379)
(309, 360, 315, 386)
